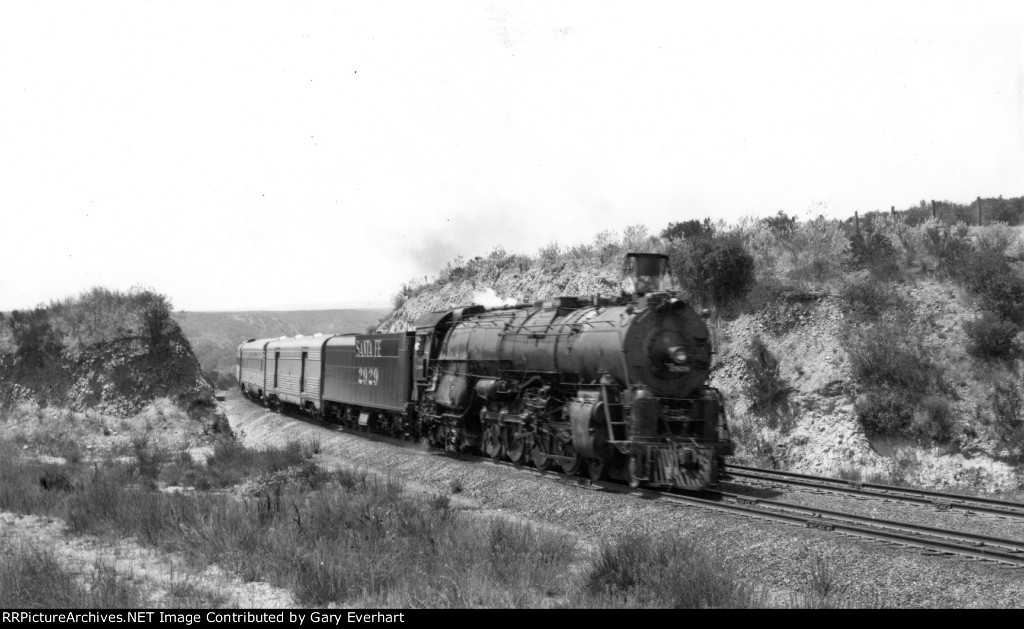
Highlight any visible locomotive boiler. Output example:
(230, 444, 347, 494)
(413, 253, 733, 489)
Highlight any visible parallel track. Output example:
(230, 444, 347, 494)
(728, 464, 1024, 520)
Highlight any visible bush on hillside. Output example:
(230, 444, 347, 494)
(978, 274, 1024, 325)
(988, 200, 1024, 225)
(132, 289, 174, 354)
(855, 388, 914, 437)
(742, 335, 792, 425)
(780, 216, 848, 284)
(922, 222, 973, 275)
(854, 388, 953, 441)
(44, 286, 175, 352)
(844, 323, 938, 394)
(848, 222, 900, 280)
(6, 309, 62, 369)
(661, 218, 714, 242)
(761, 211, 797, 234)
(991, 379, 1024, 446)
(963, 315, 1022, 360)
(838, 276, 906, 321)
(954, 248, 1010, 294)
(974, 221, 1019, 255)
(912, 395, 954, 442)
(667, 234, 755, 310)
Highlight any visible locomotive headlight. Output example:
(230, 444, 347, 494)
(668, 346, 688, 365)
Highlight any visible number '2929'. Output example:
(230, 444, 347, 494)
(358, 367, 379, 386)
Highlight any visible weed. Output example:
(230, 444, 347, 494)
(449, 477, 464, 494)
(583, 533, 760, 608)
(301, 436, 322, 458)
(803, 548, 849, 605)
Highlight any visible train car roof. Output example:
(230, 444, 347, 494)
(238, 338, 274, 351)
(264, 334, 335, 351)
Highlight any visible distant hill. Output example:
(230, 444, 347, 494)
(174, 309, 389, 386)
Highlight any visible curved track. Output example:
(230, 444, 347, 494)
(728, 464, 1024, 520)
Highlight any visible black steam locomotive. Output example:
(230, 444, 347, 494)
(238, 253, 733, 490)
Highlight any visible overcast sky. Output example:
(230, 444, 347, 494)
(1, 1, 1022, 312)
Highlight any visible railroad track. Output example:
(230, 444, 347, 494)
(727, 464, 1024, 520)
(464, 454, 1024, 568)
(262, 403, 1024, 568)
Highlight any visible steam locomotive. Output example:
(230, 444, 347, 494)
(237, 253, 733, 490)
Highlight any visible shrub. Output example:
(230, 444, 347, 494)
(7, 308, 62, 368)
(668, 234, 755, 310)
(781, 216, 849, 284)
(956, 248, 1011, 294)
(912, 395, 953, 442)
(661, 218, 714, 242)
(974, 221, 1019, 255)
(844, 323, 937, 394)
(963, 315, 1022, 360)
(762, 211, 797, 234)
(991, 379, 1024, 445)
(131, 287, 174, 354)
(854, 388, 914, 437)
(848, 223, 900, 280)
(978, 274, 1024, 324)
(838, 276, 905, 321)
(742, 336, 792, 423)
(922, 221, 972, 275)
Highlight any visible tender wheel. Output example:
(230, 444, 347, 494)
(559, 443, 583, 476)
(506, 427, 527, 464)
(587, 459, 606, 482)
(531, 437, 554, 471)
(483, 424, 505, 460)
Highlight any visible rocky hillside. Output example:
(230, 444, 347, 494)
(0, 288, 215, 420)
(377, 219, 1024, 493)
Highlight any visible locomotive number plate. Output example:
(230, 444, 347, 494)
(358, 367, 379, 386)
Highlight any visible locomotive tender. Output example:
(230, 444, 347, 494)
(238, 253, 733, 490)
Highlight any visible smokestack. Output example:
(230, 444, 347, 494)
(626, 253, 669, 295)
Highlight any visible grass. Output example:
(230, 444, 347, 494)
(0, 432, 783, 608)
(578, 533, 764, 608)
(0, 545, 146, 608)
(0, 437, 587, 607)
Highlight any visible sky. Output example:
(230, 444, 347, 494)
(1, 1, 1022, 312)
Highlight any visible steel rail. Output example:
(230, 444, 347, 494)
(713, 490, 1024, 554)
(470, 457, 1024, 567)
(728, 465, 1024, 519)
(647, 488, 1024, 567)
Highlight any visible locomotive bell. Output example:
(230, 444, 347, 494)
(626, 252, 670, 295)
